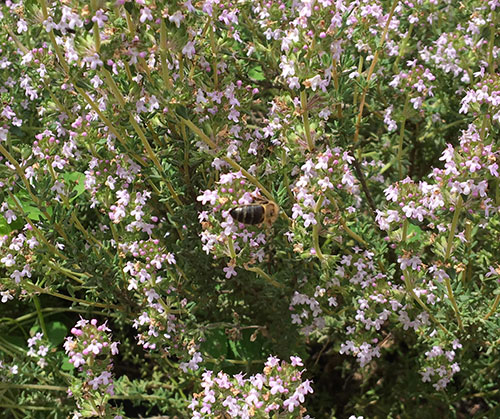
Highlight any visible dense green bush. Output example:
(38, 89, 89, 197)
(0, 0, 499, 417)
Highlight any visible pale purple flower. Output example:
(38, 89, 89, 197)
(301, 211, 317, 229)
(223, 264, 237, 279)
(197, 189, 218, 205)
(139, 7, 153, 23)
(169, 11, 185, 27)
(182, 41, 196, 59)
(283, 394, 300, 412)
(92, 9, 108, 27)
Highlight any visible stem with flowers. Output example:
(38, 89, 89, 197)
(301, 90, 314, 153)
(403, 270, 449, 335)
(441, 196, 464, 330)
(312, 195, 325, 262)
(181, 117, 283, 210)
(353, 0, 400, 145)
(397, 94, 410, 180)
(326, 190, 368, 247)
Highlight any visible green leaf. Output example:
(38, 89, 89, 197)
(232, 329, 266, 361)
(201, 328, 229, 359)
(7, 193, 44, 221)
(124, 2, 135, 14)
(228, 340, 242, 359)
(406, 223, 424, 242)
(46, 321, 68, 346)
(61, 356, 75, 371)
(248, 65, 265, 81)
(0, 216, 13, 235)
(63, 172, 86, 201)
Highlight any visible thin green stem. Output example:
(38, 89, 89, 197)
(312, 196, 325, 262)
(124, 8, 136, 35)
(101, 69, 126, 107)
(227, 236, 237, 259)
(32, 296, 48, 338)
(0, 404, 54, 411)
(181, 122, 191, 188)
(24, 283, 122, 310)
(496, 179, 500, 207)
(128, 116, 165, 175)
(160, 20, 173, 90)
(339, 218, 368, 247)
(442, 195, 464, 330)
(47, 261, 87, 284)
(243, 265, 284, 289)
(444, 276, 464, 331)
(301, 90, 314, 152)
(0, 384, 66, 392)
(393, 23, 414, 72)
(397, 94, 410, 180)
(445, 196, 463, 261)
(108, 223, 129, 285)
(404, 270, 449, 335)
(487, 9, 497, 75)
(353, 0, 400, 145)
(91, 0, 101, 52)
(484, 294, 500, 321)
(464, 220, 473, 284)
(402, 218, 408, 242)
(331, 60, 343, 119)
(209, 20, 218, 88)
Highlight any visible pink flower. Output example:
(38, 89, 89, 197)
(197, 189, 218, 205)
(182, 41, 196, 59)
(223, 264, 237, 279)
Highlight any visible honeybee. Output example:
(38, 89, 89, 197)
(230, 199, 279, 227)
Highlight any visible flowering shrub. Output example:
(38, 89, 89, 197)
(0, 0, 499, 417)
(64, 319, 122, 418)
(189, 356, 313, 418)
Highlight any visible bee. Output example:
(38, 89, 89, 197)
(230, 199, 279, 227)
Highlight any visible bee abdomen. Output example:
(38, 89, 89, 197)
(230, 205, 264, 225)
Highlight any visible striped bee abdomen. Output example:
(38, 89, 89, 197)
(230, 205, 265, 225)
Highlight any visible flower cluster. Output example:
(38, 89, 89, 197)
(27, 332, 50, 369)
(460, 75, 500, 123)
(63, 318, 122, 418)
(389, 64, 436, 111)
(420, 340, 462, 391)
(118, 237, 197, 360)
(292, 147, 360, 225)
(198, 172, 276, 272)
(289, 146, 361, 256)
(0, 227, 38, 299)
(188, 356, 313, 418)
(376, 123, 499, 237)
(288, 248, 454, 374)
(84, 154, 147, 227)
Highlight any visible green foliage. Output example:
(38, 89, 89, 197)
(0, 0, 499, 417)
